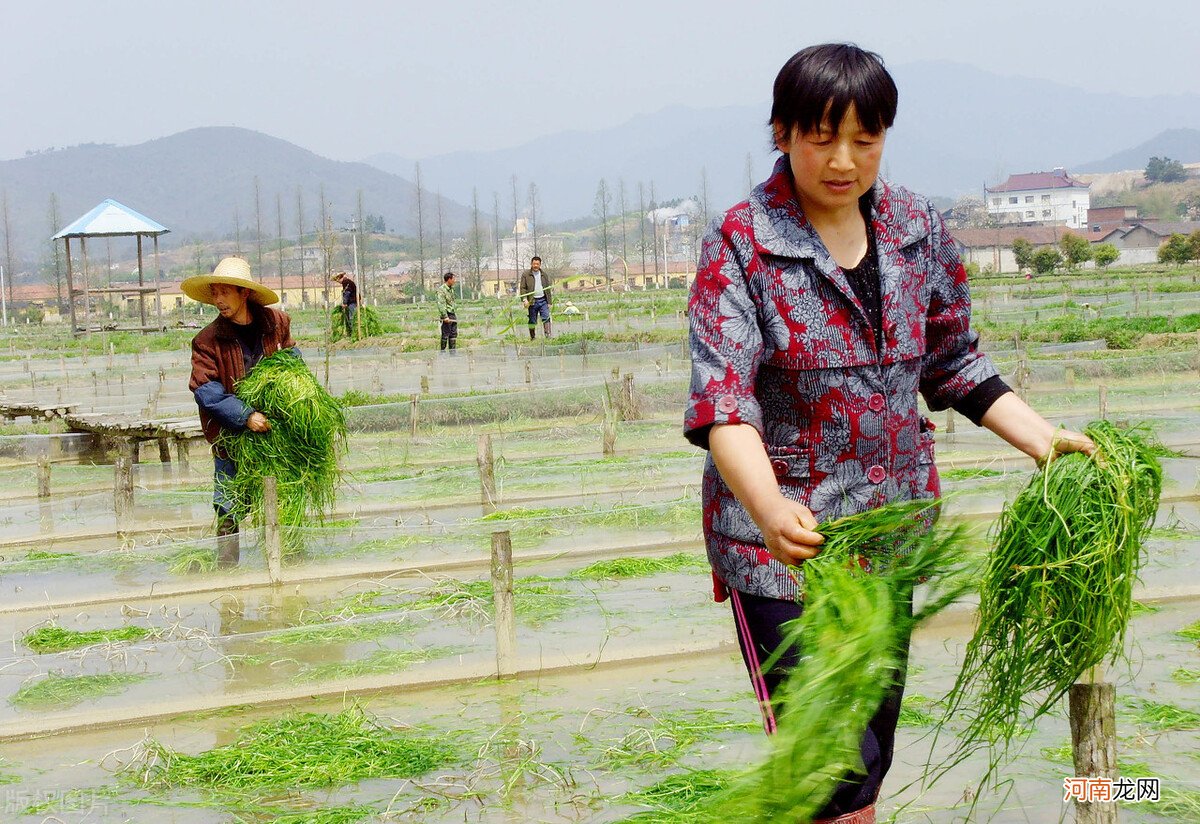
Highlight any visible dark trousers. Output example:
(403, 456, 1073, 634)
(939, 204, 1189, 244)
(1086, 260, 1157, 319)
(440, 314, 458, 350)
(344, 303, 358, 337)
(213, 455, 239, 568)
(729, 589, 910, 818)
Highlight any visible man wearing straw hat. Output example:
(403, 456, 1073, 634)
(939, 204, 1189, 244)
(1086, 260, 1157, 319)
(183, 257, 298, 568)
(332, 271, 359, 339)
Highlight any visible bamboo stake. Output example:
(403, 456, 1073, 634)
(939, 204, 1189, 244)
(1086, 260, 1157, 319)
(263, 475, 282, 585)
(491, 530, 517, 678)
(36, 457, 50, 499)
(477, 434, 498, 515)
(1069, 664, 1117, 824)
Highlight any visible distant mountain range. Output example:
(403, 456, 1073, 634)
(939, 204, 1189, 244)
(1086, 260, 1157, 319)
(3, 60, 1200, 270)
(367, 61, 1200, 219)
(0, 127, 471, 269)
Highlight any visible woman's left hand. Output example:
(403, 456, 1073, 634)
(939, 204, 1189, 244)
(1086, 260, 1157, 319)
(1041, 429, 1095, 465)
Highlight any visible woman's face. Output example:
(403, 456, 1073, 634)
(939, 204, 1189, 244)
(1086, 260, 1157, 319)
(774, 103, 886, 220)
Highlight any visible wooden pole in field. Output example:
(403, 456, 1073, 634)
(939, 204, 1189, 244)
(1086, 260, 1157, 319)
(491, 529, 517, 678)
(36, 457, 50, 499)
(114, 451, 134, 534)
(1069, 666, 1117, 824)
(602, 417, 617, 456)
(409, 394, 420, 437)
(1099, 385, 1109, 419)
(945, 408, 956, 435)
(477, 434, 498, 515)
(263, 475, 282, 585)
(621, 373, 639, 420)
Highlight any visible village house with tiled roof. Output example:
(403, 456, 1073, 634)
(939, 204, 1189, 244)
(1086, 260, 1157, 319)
(986, 168, 1091, 230)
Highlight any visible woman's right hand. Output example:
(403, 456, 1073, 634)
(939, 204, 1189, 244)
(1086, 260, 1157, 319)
(754, 494, 824, 565)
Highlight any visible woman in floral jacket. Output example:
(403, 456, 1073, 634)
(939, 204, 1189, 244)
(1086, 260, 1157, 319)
(684, 44, 1093, 824)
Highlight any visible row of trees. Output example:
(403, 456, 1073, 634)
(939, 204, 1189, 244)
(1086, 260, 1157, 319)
(1158, 231, 1200, 265)
(1011, 235, 1120, 275)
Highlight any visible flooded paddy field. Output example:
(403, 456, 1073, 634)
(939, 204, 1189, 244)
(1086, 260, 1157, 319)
(0, 275, 1197, 821)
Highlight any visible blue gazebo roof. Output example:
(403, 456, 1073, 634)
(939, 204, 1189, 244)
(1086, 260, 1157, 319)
(53, 199, 169, 240)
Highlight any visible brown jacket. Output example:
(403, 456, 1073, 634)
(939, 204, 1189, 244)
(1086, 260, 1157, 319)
(518, 267, 554, 304)
(189, 304, 296, 443)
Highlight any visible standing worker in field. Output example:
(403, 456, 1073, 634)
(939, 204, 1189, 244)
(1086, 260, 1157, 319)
(332, 271, 358, 338)
(184, 257, 298, 568)
(685, 44, 1093, 823)
(520, 255, 554, 339)
(438, 271, 459, 352)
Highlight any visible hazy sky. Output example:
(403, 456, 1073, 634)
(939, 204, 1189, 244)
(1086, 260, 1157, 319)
(3, 0, 1198, 164)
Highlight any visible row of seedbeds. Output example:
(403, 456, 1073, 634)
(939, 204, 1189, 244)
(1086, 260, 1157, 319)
(0, 271, 1194, 821)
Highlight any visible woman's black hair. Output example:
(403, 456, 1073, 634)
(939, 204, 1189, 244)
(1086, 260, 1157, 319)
(770, 43, 897, 142)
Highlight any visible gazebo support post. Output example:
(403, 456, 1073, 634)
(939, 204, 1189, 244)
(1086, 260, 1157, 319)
(137, 235, 147, 328)
(64, 238, 78, 337)
(153, 235, 163, 330)
(80, 237, 91, 334)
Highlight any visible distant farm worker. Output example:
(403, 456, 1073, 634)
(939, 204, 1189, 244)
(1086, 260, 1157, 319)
(520, 255, 554, 339)
(438, 271, 459, 352)
(332, 271, 358, 337)
(184, 257, 299, 568)
(685, 43, 1094, 823)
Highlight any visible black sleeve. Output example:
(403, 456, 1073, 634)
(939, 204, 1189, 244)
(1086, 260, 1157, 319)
(952, 375, 1013, 426)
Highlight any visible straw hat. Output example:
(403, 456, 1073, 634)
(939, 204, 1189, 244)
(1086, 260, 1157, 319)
(181, 257, 280, 306)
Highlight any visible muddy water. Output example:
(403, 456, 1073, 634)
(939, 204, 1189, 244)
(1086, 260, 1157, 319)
(0, 582, 1194, 822)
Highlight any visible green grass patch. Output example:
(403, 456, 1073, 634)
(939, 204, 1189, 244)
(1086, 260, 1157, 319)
(297, 646, 459, 682)
(404, 577, 573, 627)
(1130, 600, 1160, 616)
(125, 707, 454, 792)
(1176, 620, 1200, 641)
(586, 708, 758, 770)
(11, 673, 154, 709)
(940, 467, 1005, 481)
(897, 694, 940, 728)
(1158, 786, 1200, 821)
(570, 553, 708, 580)
(618, 768, 736, 822)
(1171, 668, 1200, 684)
(1122, 698, 1200, 731)
(262, 620, 411, 647)
(165, 545, 218, 575)
(23, 625, 152, 653)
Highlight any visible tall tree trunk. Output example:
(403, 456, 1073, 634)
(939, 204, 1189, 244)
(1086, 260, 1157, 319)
(48, 193, 64, 311)
(276, 192, 285, 297)
(254, 176, 264, 276)
(296, 187, 307, 308)
(414, 163, 427, 292)
(638, 181, 647, 278)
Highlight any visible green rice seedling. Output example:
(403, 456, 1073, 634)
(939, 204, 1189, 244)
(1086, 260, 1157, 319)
(165, 545, 218, 575)
(23, 625, 152, 654)
(1177, 620, 1200, 641)
(897, 694, 940, 728)
(10, 673, 154, 709)
(405, 577, 573, 627)
(242, 805, 375, 824)
(940, 421, 1163, 763)
(297, 646, 460, 682)
(693, 500, 976, 823)
(570, 553, 708, 580)
(217, 351, 347, 553)
(940, 467, 1005, 482)
(330, 305, 383, 342)
(261, 620, 411, 647)
(125, 707, 454, 791)
(1130, 600, 1159, 615)
(586, 708, 758, 770)
(618, 769, 736, 823)
(1172, 668, 1200, 684)
(1122, 699, 1200, 731)
(1158, 786, 1200, 821)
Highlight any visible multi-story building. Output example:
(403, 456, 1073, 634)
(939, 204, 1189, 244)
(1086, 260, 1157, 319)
(985, 168, 1091, 230)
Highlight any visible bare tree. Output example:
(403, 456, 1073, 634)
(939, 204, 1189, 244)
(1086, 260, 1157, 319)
(296, 187, 307, 307)
(510, 175, 521, 274)
(649, 180, 660, 284)
(699, 167, 710, 228)
(470, 187, 484, 295)
(275, 192, 285, 295)
(493, 191, 502, 295)
(3, 190, 17, 308)
(594, 179, 612, 287)
(637, 181, 647, 277)
(413, 162, 427, 292)
(46, 193, 64, 310)
(618, 179, 628, 267)
(318, 185, 334, 306)
(436, 190, 445, 282)
(356, 189, 367, 303)
(233, 205, 243, 255)
(253, 176, 264, 276)
(745, 153, 754, 193)
(527, 181, 540, 256)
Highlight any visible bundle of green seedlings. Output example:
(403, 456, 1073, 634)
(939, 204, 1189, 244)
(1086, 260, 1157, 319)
(217, 351, 347, 552)
(939, 420, 1163, 763)
(678, 499, 978, 823)
(330, 305, 382, 342)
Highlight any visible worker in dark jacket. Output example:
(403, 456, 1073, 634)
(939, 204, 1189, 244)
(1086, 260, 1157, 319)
(332, 271, 358, 338)
(183, 257, 297, 567)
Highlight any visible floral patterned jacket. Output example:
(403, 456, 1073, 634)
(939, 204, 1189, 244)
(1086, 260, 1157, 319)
(685, 157, 999, 602)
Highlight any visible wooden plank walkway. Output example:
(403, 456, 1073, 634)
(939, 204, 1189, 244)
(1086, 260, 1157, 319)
(0, 402, 76, 421)
(64, 412, 202, 440)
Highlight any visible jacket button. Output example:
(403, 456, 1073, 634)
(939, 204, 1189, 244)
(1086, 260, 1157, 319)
(867, 465, 887, 484)
(771, 459, 789, 477)
(868, 393, 885, 412)
(717, 395, 738, 414)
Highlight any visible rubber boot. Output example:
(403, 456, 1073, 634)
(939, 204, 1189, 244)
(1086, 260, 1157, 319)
(812, 804, 876, 824)
(216, 513, 240, 569)
(528, 327, 536, 340)
(543, 320, 552, 339)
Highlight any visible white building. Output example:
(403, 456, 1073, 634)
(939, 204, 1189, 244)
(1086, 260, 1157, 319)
(985, 168, 1091, 230)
